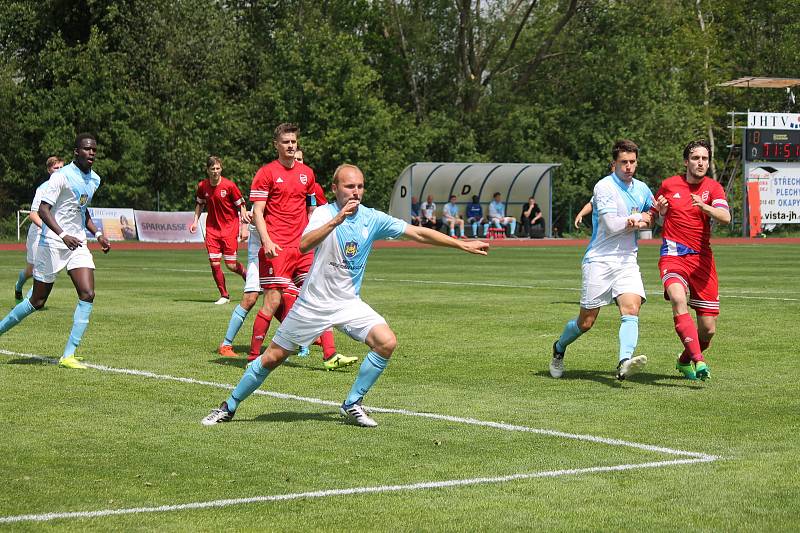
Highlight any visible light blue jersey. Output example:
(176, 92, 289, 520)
(583, 173, 654, 264)
(38, 162, 101, 249)
(299, 203, 407, 309)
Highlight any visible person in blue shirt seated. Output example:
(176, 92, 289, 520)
(410, 196, 421, 226)
(489, 192, 517, 237)
(442, 195, 465, 238)
(465, 195, 485, 237)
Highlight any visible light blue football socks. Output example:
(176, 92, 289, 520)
(226, 356, 270, 412)
(556, 318, 583, 353)
(223, 304, 249, 346)
(63, 300, 93, 358)
(15, 270, 26, 293)
(509, 220, 517, 235)
(345, 351, 389, 406)
(618, 314, 639, 362)
(0, 299, 37, 335)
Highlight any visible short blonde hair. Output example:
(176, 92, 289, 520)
(45, 156, 64, 171)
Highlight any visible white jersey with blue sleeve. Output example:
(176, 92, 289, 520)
(583, 173, 654, 264)
(27, 180, 50, 243)
(38, 162, 101, 249)
(298, 203, 407, 310)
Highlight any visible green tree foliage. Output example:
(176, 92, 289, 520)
(1, 0, 798, 235)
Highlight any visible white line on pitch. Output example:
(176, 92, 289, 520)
(0, 457, 714, 525)
(0, 349, 717, 460)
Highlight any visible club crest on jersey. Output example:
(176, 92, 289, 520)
(299, 174, 308, 185)
(220, 189, 227, 197)
(701, 191, 709, 202)
(344, 241, 358, 258)
(79, 193, 89, 206)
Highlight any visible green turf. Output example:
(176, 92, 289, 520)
(1, 243, 798, 531)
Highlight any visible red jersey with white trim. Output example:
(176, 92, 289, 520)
(195, 177, 245, 237)
(249, 160, 316, 247)
(313, 182, 328, 206)
(654, 175, 729, 256)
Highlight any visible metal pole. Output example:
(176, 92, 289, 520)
(741, 128, 748, 237)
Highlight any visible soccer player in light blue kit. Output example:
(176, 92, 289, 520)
(0, 134, 110, 369)
(549, 139, 654, 381)
(14, 156, 64, 303)
(203, 164, 489, 427)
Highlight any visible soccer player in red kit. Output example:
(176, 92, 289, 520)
(190, 156, 250, 305)
(246, 124, 323, 360)
(651, 140, 730, 381)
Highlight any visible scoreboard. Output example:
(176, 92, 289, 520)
(745, 128, 800, 161)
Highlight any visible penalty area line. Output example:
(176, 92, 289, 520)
(0, 457, 714, 525)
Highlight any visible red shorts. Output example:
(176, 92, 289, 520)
(206, 232, 239, 261)
(659, 254, 719, 316)
(259, 246, 313, 290)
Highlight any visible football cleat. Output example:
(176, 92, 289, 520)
(695, 361, 711, 381)
(218, 344, 238, 358)
(323, 353, 358, 370)
(201, 402, 235, 425)
(296, 345, 310, 358)
(675, 360, 698, 381)
(340, 400, 377, 427)
(58, 356, 87, 370)
(214, 297, 230, 305)
(616, 355, 647, 381)
(549, 341, 565, 378)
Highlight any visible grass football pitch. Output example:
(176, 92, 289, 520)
(0, 243, 798, 531)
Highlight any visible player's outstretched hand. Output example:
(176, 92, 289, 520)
(189, 222, 197, 234)
(574, 214, 583, 229)
(262, 239, 282, 258)
(334, 199, 360, 224)
(462, 240, 490, 256)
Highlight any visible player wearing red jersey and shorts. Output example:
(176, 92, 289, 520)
(190, 156, 250, 304)
(651, 139, 731, 381)
(246, 124, 319, 360)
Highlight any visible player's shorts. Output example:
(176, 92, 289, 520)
(25, 225, 41, 264)
(33, 244, 94, 283)
(259, 246, 313, 290)
(272, 297, 386, 351)
(244, 259, 300, 296)
(580, 260, 646, 309)
(659, 253, 719, 316)
(205, 232, 239, 262)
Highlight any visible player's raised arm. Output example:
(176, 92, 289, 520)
(403, 224, 489, 255)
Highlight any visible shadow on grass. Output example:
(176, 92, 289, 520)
(6, 357, 51, 365)
(532, 369, 700, 388)
(247, 410, 341, 423)
(209, 353, 349, 374)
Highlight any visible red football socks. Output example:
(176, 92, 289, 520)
(275, 292, 297, 322)
(249, 310, 272, 357)
(318, 330, 336, 359)
(674, 313, 702, 363)
(210, 263, 228, 298)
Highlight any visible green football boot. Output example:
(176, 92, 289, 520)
(676, 359, 698, 381)
(694, 361, 710, 381)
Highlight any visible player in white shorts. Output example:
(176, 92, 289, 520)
(14, 156, 65, 303)
(203, 163, 489, 427)
(550, 140, 654, 381)
(0, 134, 110, 369)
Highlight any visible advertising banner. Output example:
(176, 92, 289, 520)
(134, 211, 206, 242)
(85, 207, 137, 241)
(746, 164, 800, 227)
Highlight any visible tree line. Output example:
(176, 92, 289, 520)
(1, 0, 797, 235)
